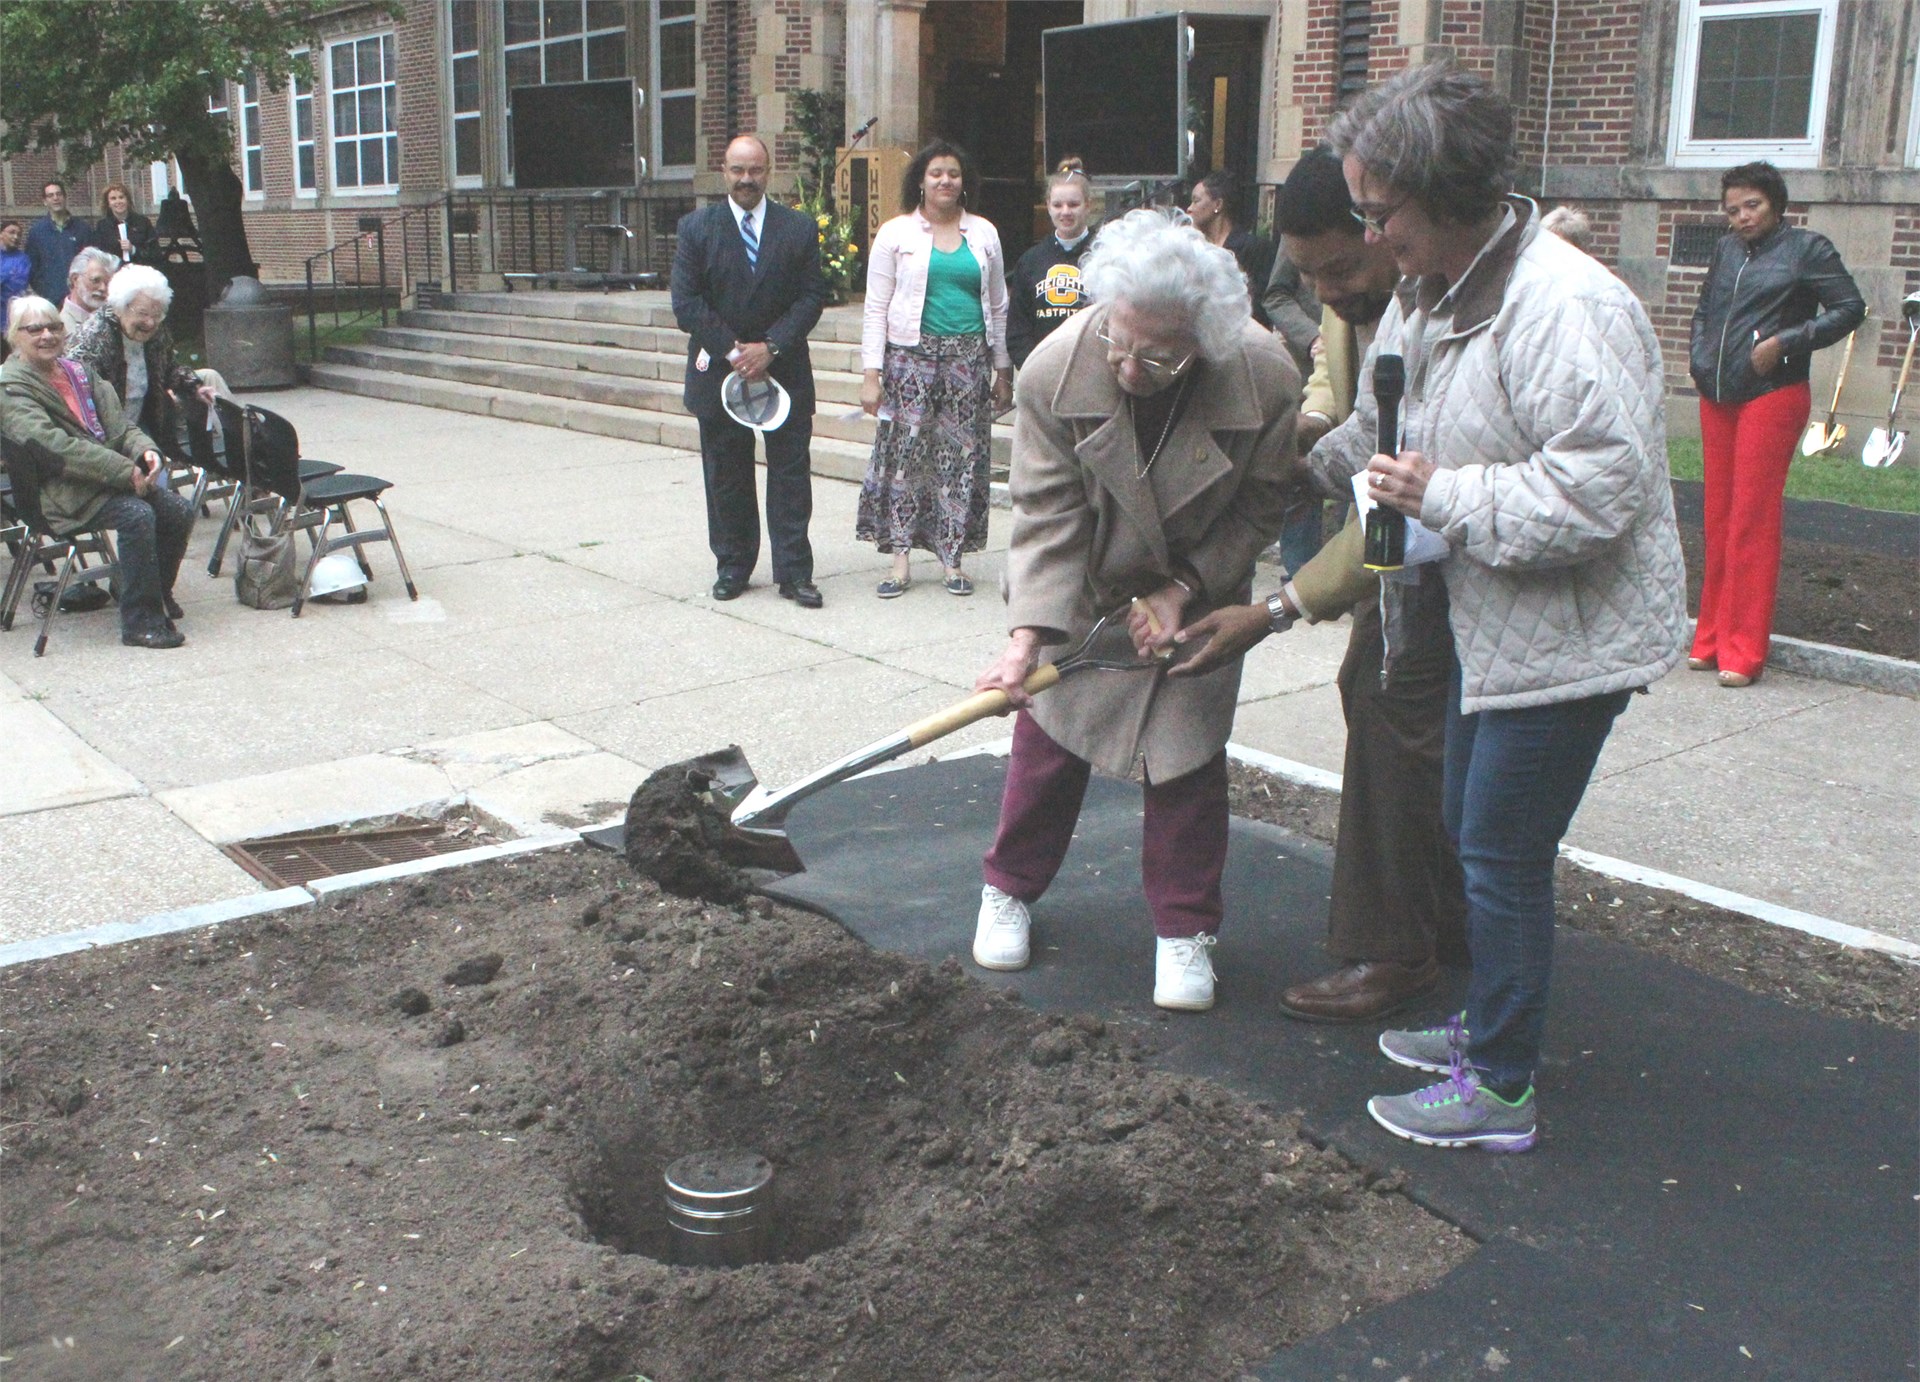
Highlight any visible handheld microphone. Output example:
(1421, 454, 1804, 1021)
(1363, 353, 1407, 571)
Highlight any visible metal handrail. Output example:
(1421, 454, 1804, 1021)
(301, 203, 441, 360)
(442, 188, 696, 293)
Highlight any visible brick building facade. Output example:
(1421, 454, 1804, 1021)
(3, 0, 1914, 432)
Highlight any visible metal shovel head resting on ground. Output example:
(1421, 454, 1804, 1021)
(711, 602, 1182, 875)
(1862, 293, 1920, 468)
(1801, 329, 1856, 456)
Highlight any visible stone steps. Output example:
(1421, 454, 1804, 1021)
(313, 290, 1012, 470)
(303, 363, 876, 483)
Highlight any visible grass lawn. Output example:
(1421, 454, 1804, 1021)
(1668, 437, 1920, 514)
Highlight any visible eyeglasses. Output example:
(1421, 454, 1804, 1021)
(1097, 326, 1196, 381)
(18, 322, 62, 335)
(1350, 194, 1412, 236)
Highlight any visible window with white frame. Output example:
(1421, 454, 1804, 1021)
(502, 1, 629, 177)
(448, 0, 482, 184)
(329, 33, 400, 192)
(652, 0, 695, 173)
(1668, 0, 1838, 169)
(241, 73, 264, 195)
(291, 51, 318, 196)
(208, 79, 229, 122)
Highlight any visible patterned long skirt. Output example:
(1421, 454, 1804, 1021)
(854, 332, 993, 568)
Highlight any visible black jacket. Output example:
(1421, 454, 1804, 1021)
(1223, 227, 1276, 331)
(670, 199, 825, 421)
(90, 211, 158, 266)
(1005, 232, 1094, 368)
(1688, 223, 1864, 405)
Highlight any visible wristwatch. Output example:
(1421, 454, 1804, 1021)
(1265, 590, 1299, 634)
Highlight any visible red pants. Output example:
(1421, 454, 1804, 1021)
(982, 712, 1228, 939)
(1694, 382, 1810, 678)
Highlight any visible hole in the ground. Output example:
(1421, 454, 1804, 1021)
(572, 1116, 861, 1267)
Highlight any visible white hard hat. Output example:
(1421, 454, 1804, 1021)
(721, 372, 792, 432)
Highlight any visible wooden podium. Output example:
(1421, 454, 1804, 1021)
(835, 146, 911, 261)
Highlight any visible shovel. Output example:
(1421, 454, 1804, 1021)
(1863, 293, 1920, 468)
(1801, 329, 1856, 456)
(708, 600, 1180, 876)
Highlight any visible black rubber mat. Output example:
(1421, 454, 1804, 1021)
(744, 756, 1918, 1381)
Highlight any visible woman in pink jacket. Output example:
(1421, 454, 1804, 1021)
(856, 140, 1013, 598)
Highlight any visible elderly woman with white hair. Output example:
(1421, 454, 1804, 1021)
(968, 209, 1301, 1011)
(1, 295, 194, 648)
(65, 263, 218, 458)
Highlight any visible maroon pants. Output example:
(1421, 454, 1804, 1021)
(982, 711, 1229, 939)
(1694, 382, 1810, 679)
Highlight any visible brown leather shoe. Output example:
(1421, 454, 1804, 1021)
(1278, 958, 1440, 1024)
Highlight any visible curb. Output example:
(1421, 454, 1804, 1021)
(1224, 743, 1920, 964)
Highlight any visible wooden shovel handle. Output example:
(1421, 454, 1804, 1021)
(1822, 330, 1857, 424)
(903, 661, 1063, 748)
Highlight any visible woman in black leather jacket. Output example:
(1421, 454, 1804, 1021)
(1687, 161, 1863, 686)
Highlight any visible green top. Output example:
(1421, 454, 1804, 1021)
(920, 240, 985, 336)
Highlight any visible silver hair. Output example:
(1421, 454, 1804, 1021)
(1079, 208, 1250, 362)
(1541, 205, 1595, 253)
(6, 294, 62, 348)
(1326, 61, 1516, 226)
(68, 246, 120, 282)
(105, 263, 172, 314)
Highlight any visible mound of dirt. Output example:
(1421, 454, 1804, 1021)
(0, 848, 1470, 1381)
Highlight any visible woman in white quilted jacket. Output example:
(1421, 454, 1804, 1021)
(1312, 61, 1689, 1153)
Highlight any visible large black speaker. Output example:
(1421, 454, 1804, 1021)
(510, 79, 640, 190)
(1042, 13, 1187, 180)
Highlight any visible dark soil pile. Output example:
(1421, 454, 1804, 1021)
(0, 848, 1470, 1382)
(1677, 526, 1919, 663)
(1226, 762, 1919, 1030)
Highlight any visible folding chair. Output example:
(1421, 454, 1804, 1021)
(226, 401, 419, 618)
(202, 398, 344, 577)
(0, 437, 123, 657)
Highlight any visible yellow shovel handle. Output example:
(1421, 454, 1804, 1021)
(903, 661, 1063, 749)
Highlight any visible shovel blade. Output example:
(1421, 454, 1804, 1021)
(1862, 428, 1905, 468)
(1801, 421, 1844, 456)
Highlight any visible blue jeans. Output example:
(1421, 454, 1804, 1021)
(1443, 661, 1631, 1093)
(94, 490, 195, 635)
(1277, 498, 1325, 575)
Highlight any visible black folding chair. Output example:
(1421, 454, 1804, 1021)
(197, 397, 347, 578)
(0, 436, 123, 656)
(224, 400, 419, 618)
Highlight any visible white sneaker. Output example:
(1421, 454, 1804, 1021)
(973, 884, 1031, 971)
(1154, 934, 1217, 1011)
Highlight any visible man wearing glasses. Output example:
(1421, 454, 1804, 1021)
(969, 209, 1300, 1013)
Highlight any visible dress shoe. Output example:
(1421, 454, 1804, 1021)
(1717, 670, 1754, 688)
(1279, 958, 1439, 1024)
(711, 575, 747, 601)
(778, 580, 823, 609)
(1686, 656, 1713, 671)
(163, 593, 184, 621)
(122, 622, 186, 650)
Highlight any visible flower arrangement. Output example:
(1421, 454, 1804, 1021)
(800, 199, 859, 301)
(785, 87, 860, 301)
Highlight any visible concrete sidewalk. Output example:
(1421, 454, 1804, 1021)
(2, 387, 1914, 952)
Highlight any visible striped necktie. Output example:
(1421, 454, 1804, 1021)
(740, 209, 759, 269)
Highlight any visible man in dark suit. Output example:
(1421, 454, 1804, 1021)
(670, 134, 827, 607)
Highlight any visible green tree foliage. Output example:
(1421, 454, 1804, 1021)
(786, 87, 845, 209)
(0, 0, 397, 299)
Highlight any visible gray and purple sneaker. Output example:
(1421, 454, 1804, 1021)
(1367, 1055, 1537, 1153)
(1379, 1012, 1467, 1074)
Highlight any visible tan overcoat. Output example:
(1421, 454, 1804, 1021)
(1004, 305, 1300, 781)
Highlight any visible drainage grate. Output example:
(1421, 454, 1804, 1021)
(225, 818, 496, 888)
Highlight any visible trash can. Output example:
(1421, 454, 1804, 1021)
(203, 276, 298, 390)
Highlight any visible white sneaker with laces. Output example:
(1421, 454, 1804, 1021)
(973, 884, 1031, 971)
(1154, 933, 1217, 1011)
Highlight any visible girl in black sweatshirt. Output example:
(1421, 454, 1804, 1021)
(1006, 166, 1097, 368)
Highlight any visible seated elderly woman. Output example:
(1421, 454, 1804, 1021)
(968, 209, 1300, 1012)
(1, 296, 195, 648)
(65, 263, 219, 463)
